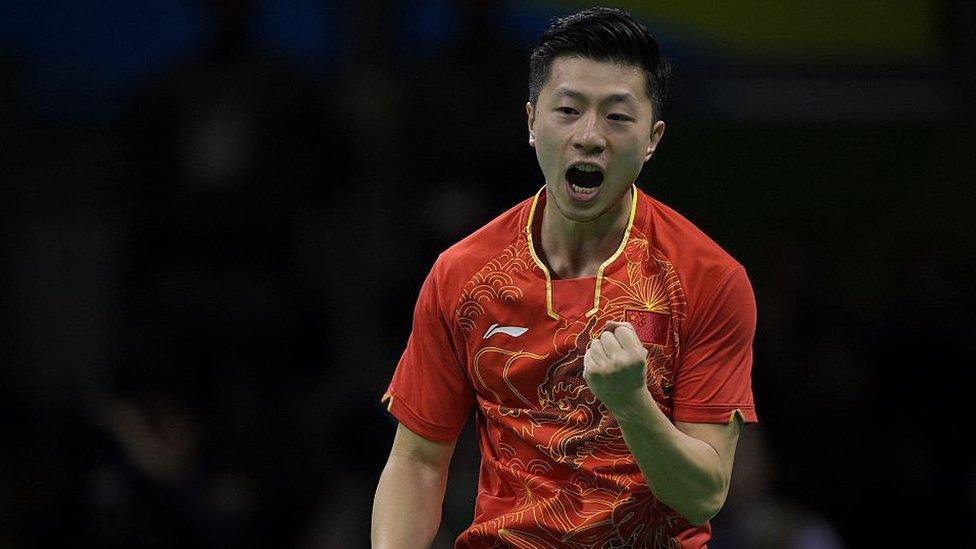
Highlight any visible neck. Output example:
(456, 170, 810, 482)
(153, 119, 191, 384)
(538, 187, 632, 279)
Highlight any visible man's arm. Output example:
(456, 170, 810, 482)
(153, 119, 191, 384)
(584, 322, 741, 526)
(371, 423, 456, 548)
(611, 390, 741, 525)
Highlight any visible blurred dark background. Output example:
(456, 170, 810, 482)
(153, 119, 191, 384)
(2, 1, 974, 547)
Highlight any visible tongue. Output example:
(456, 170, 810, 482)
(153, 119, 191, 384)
(567, 167, 604, 188)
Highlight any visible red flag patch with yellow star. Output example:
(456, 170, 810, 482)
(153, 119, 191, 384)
(625, 309, 670, 346)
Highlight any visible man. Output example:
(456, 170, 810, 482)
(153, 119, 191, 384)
(372, 7, 757, 548)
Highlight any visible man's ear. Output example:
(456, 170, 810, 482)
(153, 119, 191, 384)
(644, 120, 666, 161)
(526, 101, 536, 147)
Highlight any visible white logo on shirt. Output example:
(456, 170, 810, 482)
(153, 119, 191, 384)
(483, 323, 529, 339)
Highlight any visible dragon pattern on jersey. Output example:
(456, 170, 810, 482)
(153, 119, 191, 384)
(454, 230, 689, 548)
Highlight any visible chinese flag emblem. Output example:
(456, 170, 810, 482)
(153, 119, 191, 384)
(624, 309, 670, 346)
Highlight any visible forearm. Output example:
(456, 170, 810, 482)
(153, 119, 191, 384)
(371, 455, 449, 548)
(610, 389, 727, 525)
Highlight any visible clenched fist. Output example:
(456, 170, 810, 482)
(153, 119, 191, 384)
(583, 321, 650, 411)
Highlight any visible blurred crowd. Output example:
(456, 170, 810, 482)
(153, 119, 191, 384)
(2, 1, 974, 547)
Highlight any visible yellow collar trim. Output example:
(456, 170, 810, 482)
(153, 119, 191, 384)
(525, 184, 639, 320)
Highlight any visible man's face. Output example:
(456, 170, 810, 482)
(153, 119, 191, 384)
(527, 56, 665, 223)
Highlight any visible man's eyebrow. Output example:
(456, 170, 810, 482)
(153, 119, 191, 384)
(553, 87, 637, 105)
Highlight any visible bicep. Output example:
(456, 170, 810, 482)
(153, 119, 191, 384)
(389, 422, 457, 472)
(675, 416, 742, 483)
(373, 424, 456, 546)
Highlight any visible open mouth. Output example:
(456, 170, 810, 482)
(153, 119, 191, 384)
(566, 164, 605, 197)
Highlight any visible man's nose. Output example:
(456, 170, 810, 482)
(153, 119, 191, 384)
(573, 114, 606, 154)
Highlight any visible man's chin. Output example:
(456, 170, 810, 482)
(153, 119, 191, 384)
(552, 194, 614, 224)
(554, 181, 632, 223)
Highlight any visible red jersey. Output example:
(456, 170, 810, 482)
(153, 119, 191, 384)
(384, 185, 757, 548)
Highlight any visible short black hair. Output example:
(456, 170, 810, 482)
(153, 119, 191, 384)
(528, 6, 671, 121)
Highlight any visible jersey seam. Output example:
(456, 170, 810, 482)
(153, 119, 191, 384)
(384, 390, 466, 442)
(441, 207, 531, 388)
(671, 400, 755, 410)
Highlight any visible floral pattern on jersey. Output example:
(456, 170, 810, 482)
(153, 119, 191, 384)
(460, 229, 690, 548)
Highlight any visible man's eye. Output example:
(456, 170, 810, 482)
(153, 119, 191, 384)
(556, 107, 577, 115)
(608, 114, 632, 121)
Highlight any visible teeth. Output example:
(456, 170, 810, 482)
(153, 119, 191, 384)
(571, 184, 598, 195)
(575, 164, 601, 172)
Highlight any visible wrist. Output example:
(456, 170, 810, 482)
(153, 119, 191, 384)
(603, 386, 654, 422)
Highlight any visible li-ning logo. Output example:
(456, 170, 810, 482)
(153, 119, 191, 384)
(483, 323, 529, 339)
